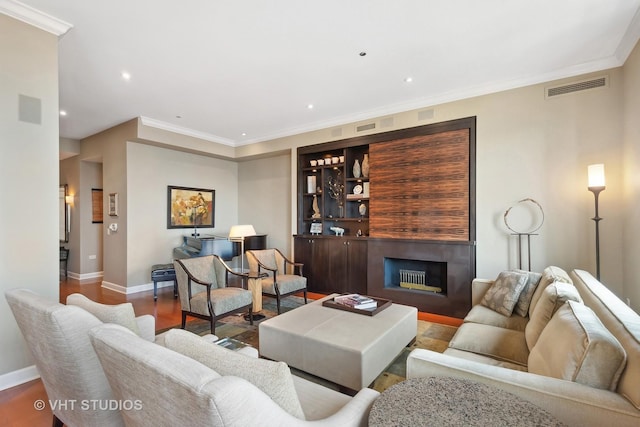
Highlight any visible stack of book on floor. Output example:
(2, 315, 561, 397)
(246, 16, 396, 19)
(333, 294, 378, 310)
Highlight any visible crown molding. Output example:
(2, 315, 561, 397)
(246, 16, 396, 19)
(139, 116, 237, 147)
(0, 0, 72, 36)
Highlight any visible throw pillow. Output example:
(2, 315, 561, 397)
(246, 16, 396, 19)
(481, 270, 529, 316)
(164, 329, 305, 419)
(524, 282, 582, 350)
(66, 293, 140, 336)
(528, 266, 572, 316)
(513, 270, 543, 317)
(528, 300, 627, 391)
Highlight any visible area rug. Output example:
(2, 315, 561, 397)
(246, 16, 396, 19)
(170, 296, 457, 393)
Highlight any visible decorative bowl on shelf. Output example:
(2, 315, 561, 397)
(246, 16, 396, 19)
(310, 160, 317, 166)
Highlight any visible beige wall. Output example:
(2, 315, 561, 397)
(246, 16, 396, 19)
(126, 142, 239, 286)
(242, 69, 627, 298)
(238, 152, 293, 255)
(623, 39, 640, 310)
(0, 15, 59, 379)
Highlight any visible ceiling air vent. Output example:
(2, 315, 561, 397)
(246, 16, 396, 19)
(546, 76, 608, 99)
(356, 122, 376, 132)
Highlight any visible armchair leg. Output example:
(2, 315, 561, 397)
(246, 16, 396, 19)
(248, 308, 254, 326)
(303, 290, 308, 304)
(181, 312, 187, 329)
(276, 297, 281, 314)
(210, 315, 216, 334)
(53, 415, 63, 427)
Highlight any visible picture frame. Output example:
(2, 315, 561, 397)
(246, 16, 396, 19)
(108, 193, 118, 217)
(310, 222, 322, 235)
(167, 185, 215, 229)
(92, 189, 104, 223)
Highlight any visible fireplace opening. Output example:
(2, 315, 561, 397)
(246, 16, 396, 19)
(384, 257, 447, 295)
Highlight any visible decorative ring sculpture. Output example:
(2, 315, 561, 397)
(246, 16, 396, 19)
(503, 198, 545, 234)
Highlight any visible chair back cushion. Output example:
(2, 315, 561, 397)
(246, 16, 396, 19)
(528, 300, 627, 391)
(5, 289, 124, 427)
(89, 324, 224, 427)
(67, 293, 140, 335)
(164, 329, 305, 419)
(247, 249, 282, 274)
(175, 256, 225, 310)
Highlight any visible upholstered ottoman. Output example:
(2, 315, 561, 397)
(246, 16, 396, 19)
(259, 294, 417, 390)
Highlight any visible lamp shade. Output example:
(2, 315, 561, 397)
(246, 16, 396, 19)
(588, 164, 605, 189)
(228, 224, 256, 239)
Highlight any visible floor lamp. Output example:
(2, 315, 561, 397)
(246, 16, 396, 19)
(228, 224, 256, 272)
(588, 164, 605, 280)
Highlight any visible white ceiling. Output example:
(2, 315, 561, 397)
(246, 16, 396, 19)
(7, 0, 640, 147)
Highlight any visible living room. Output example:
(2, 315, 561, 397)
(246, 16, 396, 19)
(2, 1, 640, 425)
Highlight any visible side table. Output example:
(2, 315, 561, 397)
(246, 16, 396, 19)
(368, 377, 565, 427)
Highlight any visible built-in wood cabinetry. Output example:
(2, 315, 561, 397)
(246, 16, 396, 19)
(295, 117, 476, 317)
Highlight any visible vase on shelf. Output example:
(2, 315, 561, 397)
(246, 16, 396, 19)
(362, 154, 370, 178)
(353, 159, 361, 178)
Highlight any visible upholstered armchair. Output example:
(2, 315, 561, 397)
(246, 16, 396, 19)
(246, 248, 307, 314)
(4, 289, 157, 427)
(174, 254, 254, 334)
(89, 323, 380, 427)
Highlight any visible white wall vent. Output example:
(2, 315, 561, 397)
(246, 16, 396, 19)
(418, 109, 435, 121)
(356, 122, 376, 132)
(546, 76, 608, 99)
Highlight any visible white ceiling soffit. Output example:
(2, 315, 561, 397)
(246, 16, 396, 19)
(9, 1, 640, 148)
(0, 0, 72, 36)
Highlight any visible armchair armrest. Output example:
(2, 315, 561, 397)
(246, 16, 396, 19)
(471, 278, 494, 306)
(310, 388, 379, 427)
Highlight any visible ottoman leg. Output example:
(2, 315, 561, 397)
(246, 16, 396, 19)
(153, 280, 158, 300)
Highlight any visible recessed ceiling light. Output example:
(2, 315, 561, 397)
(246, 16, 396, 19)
(175, 115, 182, 119)
(404, 77, 413, 83)
(59, 110, 67, 116)
(241, 132, 247, 136)
(359, 52, 367, 57)
(121, 71, 131, 81)
(307, 104, 314, 109)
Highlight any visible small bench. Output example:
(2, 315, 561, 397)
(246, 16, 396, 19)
(151, 263, 177, 301)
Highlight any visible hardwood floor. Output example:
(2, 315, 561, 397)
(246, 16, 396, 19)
(1, 277, 462, 426)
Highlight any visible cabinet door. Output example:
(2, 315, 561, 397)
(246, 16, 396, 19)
(326, 239, 368, 294)
(294, 237, 328, 292)
(346, 239, 368, 294)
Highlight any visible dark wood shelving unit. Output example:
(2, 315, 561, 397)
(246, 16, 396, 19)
(295, 117, 477, 317)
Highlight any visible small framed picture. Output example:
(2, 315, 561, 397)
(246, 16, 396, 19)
(108, 193, 118, 217)
(310, 223, 322, 235)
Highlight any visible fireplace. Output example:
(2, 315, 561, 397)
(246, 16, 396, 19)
(384, 258, 447, 295)
(367, 239, 475, 318)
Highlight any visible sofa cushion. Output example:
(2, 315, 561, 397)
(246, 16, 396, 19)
(448, 322, 529, 366)
(66, 293, 140, 336)
(528, 266, 572, 316)
(513, 270, 542, 317)
(481, 270, 529, 316)
(463, 304, 529, 332)
(525, 282, 582, 350)
(528, 301, 627, 391)
(164, 328, 305, 419)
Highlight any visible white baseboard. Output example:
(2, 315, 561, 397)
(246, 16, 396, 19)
(101, 280, 174, 295)
(64, 271, 104, 281)
(0, 365, 40, 391)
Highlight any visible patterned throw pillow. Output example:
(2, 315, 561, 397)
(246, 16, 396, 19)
(481, 270, 529, 316)
(513, 270, 543, 317)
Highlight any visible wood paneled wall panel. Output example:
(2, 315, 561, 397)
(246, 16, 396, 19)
(370, 129, 470, 240)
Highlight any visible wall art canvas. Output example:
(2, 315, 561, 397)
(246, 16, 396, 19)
(167, 186, 215, 229)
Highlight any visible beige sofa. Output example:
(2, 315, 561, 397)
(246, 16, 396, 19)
(407, 268, 640, 426)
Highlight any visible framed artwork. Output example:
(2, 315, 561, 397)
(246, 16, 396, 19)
(167, 185, 215, 229)
(108, 193, 118, 217)
(92, 189, 104, 223)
